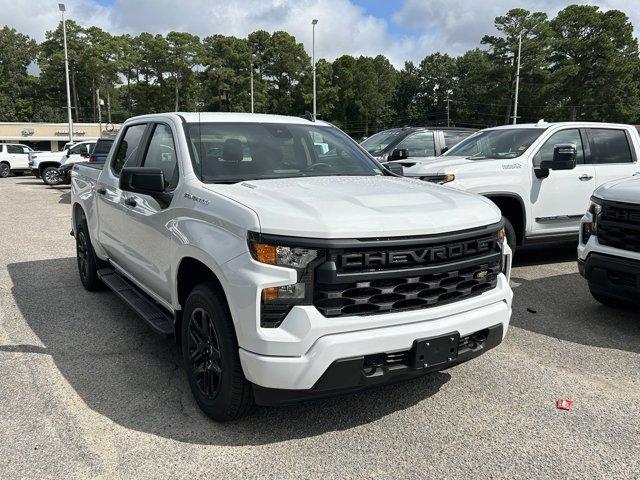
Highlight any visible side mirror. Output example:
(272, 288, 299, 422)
(119, 167, 165, 195)
(385, 162, 404, 176)
(388, 148, 409, 161)
(540, 144, 577, 171)
(440, 146, 449, 155)
(65, 151, 71, 158)
(81, 152, 90, 158)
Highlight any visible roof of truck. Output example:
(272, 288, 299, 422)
(488, 121, 634, 130)
(128, 112, 333, 127)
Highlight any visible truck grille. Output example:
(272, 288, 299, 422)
(313, 227, 502, 318)
(598, 201, 640, 253)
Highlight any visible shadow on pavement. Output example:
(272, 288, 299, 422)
(510, 271, 639, 354)
(6, 257, 450, 446)
(15, 180, 44, 186)
(513, 241, 578, 267)
(58, 192, 71, 204)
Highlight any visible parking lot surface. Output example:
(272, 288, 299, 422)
(1, 176, 639, 479)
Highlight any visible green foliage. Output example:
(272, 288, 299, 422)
(1, 3, 640, 134)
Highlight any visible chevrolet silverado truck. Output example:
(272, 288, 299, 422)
(391, 121, 640, 253)
(30, 140, 96, 185)
(71, 112, 513, 421)
(578, 176, 640, 306)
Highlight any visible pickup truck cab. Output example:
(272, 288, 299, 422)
(30, 140, 96, 185)
(393, 121, 640, 251)
(0, 143, 34, 178)
(578, 176, 640, 306)
(361, 126, 476, 162)
(71, 112, 513, 421)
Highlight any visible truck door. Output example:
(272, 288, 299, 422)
(585, 128, 639, 187)
(96, 123, 149, 269)
(530, 128, 595, 236)
(115, 122, 179, 303)
(7, 144, 29, 169)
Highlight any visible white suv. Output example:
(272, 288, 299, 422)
(0, 143, 33, 178)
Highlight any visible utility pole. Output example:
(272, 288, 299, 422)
(446, 92, 450, 127)
(312, 19, 318, 120)
(250, 57, 254, 113)
(107, 90, 112, 124)
(512, 31, 522, 125)
(96, 88, 102, 134)
(59, 3, 74, 144)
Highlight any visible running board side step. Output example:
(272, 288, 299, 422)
(98, 268, 174, 337)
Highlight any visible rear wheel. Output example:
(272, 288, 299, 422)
(42, 166, 62, 185)
(182, 283, 254, 421)
(0, 162, 10, 178)
(76, 219, 102, 291)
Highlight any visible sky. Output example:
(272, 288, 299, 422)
(2, 0, 639, 67)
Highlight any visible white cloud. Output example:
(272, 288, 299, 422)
(1, 0, 639, 68)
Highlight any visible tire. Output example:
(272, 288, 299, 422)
(182, 283, 254, 421)
(42, 166, 62, 185)
(502, 216, 517, 255)
(76, 218, 103, 291)
(0, 162, 10, 178)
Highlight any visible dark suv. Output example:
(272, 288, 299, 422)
(361, 126, 476, 162)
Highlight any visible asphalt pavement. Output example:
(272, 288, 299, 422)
(1, 176, 638, 479)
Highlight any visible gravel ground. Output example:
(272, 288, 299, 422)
(1, 176, 638, 479)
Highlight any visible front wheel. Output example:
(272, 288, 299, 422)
(42, 166, 62, 185)
(0, 162, 10, 178)
(182, 283, 254, 421)
(502, 217, 517, 255)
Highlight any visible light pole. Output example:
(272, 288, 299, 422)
(512, 31, 522, 125)
(312, 19, 318, 120)
(59, 3, 74, 144)
(250, 55, 254, 113)
(96, 88, 102, 134)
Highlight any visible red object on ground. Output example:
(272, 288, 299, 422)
(556, 399, 574, 410)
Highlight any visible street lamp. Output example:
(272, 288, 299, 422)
(250, 54, 255, 114)
(312, 19, 318, 120)
(512, 31, 522, 125)
(59, 3, 74, 143)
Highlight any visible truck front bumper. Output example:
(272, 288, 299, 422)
(239, 283, 511, 401)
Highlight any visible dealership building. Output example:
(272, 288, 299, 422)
(0, 122, 120, 151)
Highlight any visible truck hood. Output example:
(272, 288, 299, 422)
(394, 156, 478, 176)
(593, 175, 640, 204)
(207, 175, 501, 238)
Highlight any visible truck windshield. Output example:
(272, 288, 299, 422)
(185, 123, 384, 183)
(360, 130, 403, 154)
(445, 128, 545, 159)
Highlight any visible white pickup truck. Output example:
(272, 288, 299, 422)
(0, 143, 34, 178)
(29, 140, 96, 185)
(391, 122, 640, 252)
(71, 112, 513, 421)
(579, 176, 640, 307)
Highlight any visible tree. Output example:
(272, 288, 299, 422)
(0, 26, 38, 121)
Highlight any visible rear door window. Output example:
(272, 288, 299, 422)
(111, 124, 147, 175)
(141, 124, 179, 189)
(7, 145, 24, 154)
(587, 129, 634, 164)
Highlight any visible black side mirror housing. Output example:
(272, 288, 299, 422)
(385, 162, 404, 176)
(119, 166, 170, 202)
(440, 146, 449, 155)
(540, 143, 577, 171)
(389, 148, 409, 161)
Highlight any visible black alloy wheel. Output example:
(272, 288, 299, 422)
(76, 229, 90, 284)
(0, 163, 10, 178)
(188, 307, 223, 399)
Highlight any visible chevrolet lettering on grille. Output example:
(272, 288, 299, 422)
(338, 238, 496, 270)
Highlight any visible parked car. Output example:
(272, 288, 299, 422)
(58, 138, 114, 185)
(361, 126, 477, 162)
(71, 112, 513, 421)
(391, 121, 640, 253)
(578, 175, 640, 306)
(30, 140, 96, 185)
(0, 143, 34, 178)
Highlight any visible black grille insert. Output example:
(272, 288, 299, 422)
(598, 201, 640, 253)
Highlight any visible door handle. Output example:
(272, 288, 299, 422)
(96, 187, 106, 195)
(124, 198, 137, 207)
(578, 174, 593, 181)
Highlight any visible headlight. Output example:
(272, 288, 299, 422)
(582, 197, 602, 243)
(248, 235, 322, 328)
(420, 174, 455, 184)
